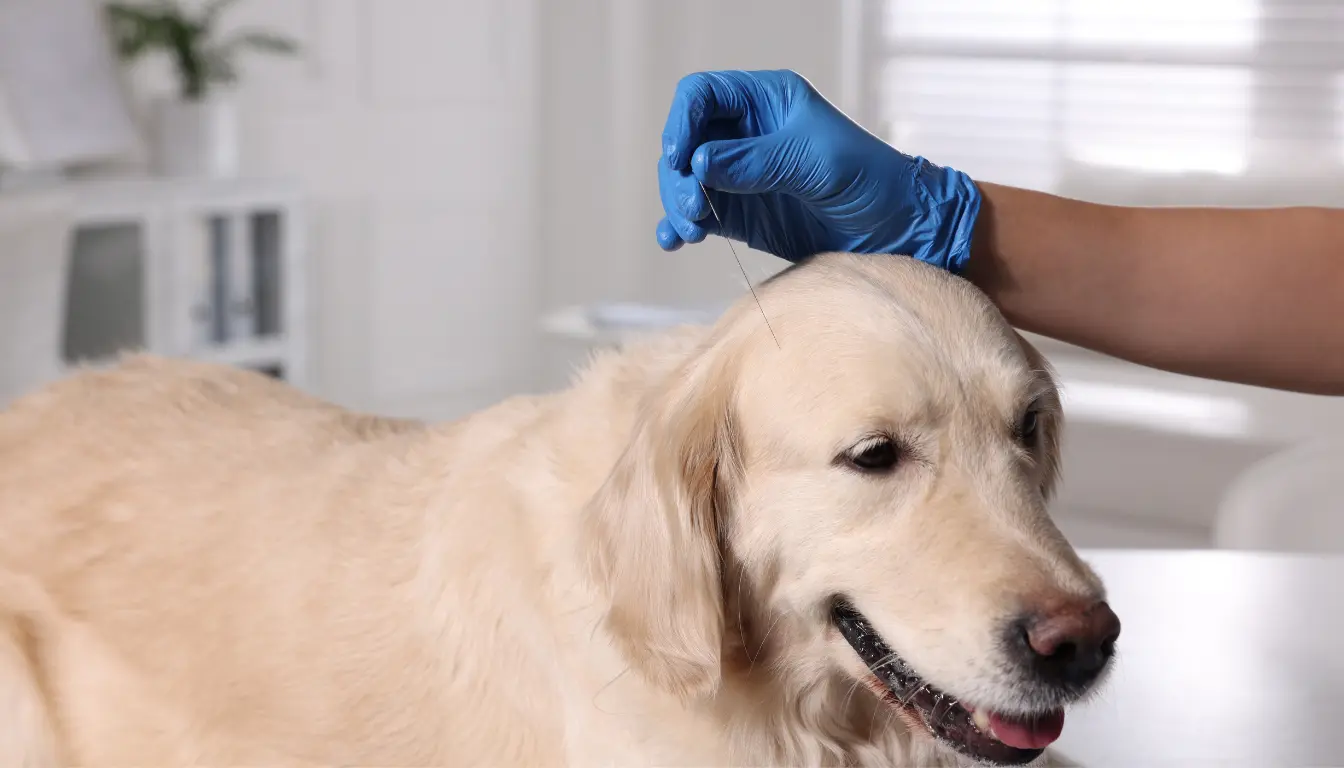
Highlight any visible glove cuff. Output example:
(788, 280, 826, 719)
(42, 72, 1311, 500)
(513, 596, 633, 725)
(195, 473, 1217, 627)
(909, 158, 982, 275)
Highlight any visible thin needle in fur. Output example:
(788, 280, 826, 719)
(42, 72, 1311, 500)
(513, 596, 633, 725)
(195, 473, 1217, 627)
(699, 181, 782, 350)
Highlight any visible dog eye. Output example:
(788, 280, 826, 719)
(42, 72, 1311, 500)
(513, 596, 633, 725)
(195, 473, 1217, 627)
(1018, 409, 1040, 445)
(846, 438, 901, 473)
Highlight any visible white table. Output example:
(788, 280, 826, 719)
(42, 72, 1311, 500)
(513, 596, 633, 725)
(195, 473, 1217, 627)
(1054, 549, 1344, 766)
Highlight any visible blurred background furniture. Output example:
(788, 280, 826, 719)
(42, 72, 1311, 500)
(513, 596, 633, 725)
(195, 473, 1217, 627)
(0, 176, 307, 406)
(1214, 439, 1344, 553)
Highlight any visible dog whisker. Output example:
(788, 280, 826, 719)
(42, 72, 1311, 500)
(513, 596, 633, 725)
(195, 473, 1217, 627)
(866, 688, 887, 737)
(748, 610, 788, 670)
(839, 675, 867, 714)
(899, 682, 930, 708)
(588, 614, 605, 643)
(590, 666, 631, 716)
(930, 690, 961, 728)
(865, 651, 902, 675)
(880, 706, 898, 746)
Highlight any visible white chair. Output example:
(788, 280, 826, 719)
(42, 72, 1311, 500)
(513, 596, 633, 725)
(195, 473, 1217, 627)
(1213, 438, 1344, 553)
(0, 188, 73, 406)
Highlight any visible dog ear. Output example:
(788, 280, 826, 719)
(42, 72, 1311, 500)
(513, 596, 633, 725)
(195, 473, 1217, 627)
(582, 349, 740, 701)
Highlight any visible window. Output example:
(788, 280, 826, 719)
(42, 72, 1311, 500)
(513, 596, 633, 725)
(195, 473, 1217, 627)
(849, 0, 1344, 206)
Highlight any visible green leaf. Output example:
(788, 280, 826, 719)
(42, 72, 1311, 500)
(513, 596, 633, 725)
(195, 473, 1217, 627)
(105, 4, 181, 61)
(104, 0, 297, 97)
(224, 30, 300, 56)
(200, 46, 239, 85)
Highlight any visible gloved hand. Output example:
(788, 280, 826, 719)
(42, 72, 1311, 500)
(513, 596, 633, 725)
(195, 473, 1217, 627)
(656, 69, 982, 272)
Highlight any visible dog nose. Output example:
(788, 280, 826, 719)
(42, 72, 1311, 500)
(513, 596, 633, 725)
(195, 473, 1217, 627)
(1008, 600, 1120, 690)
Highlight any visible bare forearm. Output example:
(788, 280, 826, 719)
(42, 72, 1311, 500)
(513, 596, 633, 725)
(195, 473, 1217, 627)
(965, 182, 1344, 395)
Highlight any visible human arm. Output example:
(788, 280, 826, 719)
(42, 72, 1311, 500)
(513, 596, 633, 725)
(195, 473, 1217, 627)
(966, 185, 1344, 395)
(658, 69, 1344, 396)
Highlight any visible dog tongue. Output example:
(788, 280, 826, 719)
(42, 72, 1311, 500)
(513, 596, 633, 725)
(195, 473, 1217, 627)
(988, 709, 1066, 750)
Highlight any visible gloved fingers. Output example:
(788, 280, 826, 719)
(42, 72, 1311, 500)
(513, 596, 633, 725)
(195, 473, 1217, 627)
(658, 158, 712, 245)
(671, 167, 712, 221)
(662, 71, 753, 171)
(655, 217, 684, 252)
(669, 211, 708, 245)
(658, 187, 708, 246)
(691, 133, 795, 196)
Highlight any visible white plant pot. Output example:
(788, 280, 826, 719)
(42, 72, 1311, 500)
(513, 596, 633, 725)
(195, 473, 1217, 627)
(149, 93, 240, 178)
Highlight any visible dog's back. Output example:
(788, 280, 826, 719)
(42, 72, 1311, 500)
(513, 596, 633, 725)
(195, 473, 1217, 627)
(0, 355, 574, 766)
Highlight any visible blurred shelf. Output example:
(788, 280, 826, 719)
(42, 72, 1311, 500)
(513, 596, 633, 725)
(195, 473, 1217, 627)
(0, 175, 308, 405)
(540, 303, 726, 345)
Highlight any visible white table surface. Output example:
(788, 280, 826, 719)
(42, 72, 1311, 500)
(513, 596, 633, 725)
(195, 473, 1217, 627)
(1054, 549, 1344, 767)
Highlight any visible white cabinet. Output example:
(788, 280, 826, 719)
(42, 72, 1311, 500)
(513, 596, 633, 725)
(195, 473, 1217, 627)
(0, 178, 307, 403)
(59, 177, 307, 385)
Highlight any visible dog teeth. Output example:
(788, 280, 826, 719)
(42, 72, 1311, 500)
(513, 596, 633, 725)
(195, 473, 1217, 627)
(971, 708, 991, 735)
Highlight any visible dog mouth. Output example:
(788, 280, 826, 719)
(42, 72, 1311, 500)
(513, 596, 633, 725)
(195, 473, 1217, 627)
(831, 600, 1063, 766)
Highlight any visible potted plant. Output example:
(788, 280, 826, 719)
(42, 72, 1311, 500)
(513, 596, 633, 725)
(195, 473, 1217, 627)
(105, 0, 298, 178)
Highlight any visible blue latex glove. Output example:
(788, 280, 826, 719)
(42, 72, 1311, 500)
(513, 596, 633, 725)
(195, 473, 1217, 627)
(656, 69, 982, 272)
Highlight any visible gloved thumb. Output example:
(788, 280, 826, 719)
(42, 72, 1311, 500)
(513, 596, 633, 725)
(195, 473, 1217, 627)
(691, 132, 796, 196)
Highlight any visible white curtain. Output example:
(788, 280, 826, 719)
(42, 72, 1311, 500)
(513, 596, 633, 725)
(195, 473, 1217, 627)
(869, 0, 1344, 207)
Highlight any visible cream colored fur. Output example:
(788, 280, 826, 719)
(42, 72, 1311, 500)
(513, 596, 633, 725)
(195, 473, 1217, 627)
(0, 253, 1103, 766)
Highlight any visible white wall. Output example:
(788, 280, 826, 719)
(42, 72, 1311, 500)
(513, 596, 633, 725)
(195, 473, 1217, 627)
(127, 0, 541, 421)
(115, 0, 846, 418)
(121, 0, 846, 416)
(534, 0, 845, 389)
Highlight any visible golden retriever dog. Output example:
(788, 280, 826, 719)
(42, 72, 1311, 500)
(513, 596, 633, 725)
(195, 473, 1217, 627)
(0, 253, 1119, 767)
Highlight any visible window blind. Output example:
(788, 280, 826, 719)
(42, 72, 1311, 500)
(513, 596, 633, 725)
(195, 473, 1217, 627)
(868, 0, 1344, 206)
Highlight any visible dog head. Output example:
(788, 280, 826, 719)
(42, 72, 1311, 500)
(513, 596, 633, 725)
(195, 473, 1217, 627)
(585, 254, 1117, 765)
